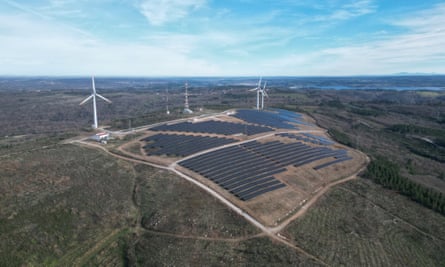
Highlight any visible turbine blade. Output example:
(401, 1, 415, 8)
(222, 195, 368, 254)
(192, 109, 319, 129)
(92, 76, 96, 94)
(79, 94, 93, 105)
(249, 88, 259, 91)
(96, 94, 112, 103)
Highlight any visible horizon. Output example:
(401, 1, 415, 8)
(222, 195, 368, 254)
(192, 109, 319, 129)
(1, 73, 445, 78)
(2, 1, 445, 76)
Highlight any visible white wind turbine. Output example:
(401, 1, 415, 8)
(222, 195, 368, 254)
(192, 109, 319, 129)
(249, 77, 262, 110)
(165, 87, 170, 115)
(79, 76, 112, 129)
(260, 81, 268, 110)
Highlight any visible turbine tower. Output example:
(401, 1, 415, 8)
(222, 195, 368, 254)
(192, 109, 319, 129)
(249, 77, 262, 110)
(166, 88, 170, 115)
(79, 76, 112, 129)
(260, 81, 268, 110)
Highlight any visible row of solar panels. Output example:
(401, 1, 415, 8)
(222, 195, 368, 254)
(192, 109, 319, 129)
(271, 108, 313, 126)
(277, 133, 335, 146)
(313, 156, 352, 170)
(179, 139, 351, 201)
(242, 141, 348, 168)
(231, 109, 298, 130)
(179, 145, 287, 201)
(150, 120, 273, 136)
(141, 134, 237, 157)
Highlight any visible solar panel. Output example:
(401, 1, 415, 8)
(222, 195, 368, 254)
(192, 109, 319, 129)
(173, 111, 349, 201)
(150, 120, 273, 136)
(142, 133, 237, 157)
(313, 157, 352, 170)
(236, 180, 283, 198)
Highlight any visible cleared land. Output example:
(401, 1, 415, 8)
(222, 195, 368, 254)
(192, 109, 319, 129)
(282, 178, 445, 267)
(0, 141, 263, 266)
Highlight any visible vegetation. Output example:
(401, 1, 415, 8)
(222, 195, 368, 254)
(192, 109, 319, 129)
(284, 178, 445, 267)
(0, 144, 135, 266)
(1, 77, 444, 265)
(387, 124, 445, 137)
(135, 164, 258, 238)
(132, 233, 321, 266)
(0, 138, 261, 266)
(328, 128, 355, 148)
(386, 124, 445, 162)
(364, 156, 445, 215)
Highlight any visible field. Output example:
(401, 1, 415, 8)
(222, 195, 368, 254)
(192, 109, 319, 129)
(282, 178, 445, 266)
(0, 143, 135, 266)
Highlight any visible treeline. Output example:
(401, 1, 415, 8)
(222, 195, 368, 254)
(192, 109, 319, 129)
(328, 128, 355, 148)
(387, 124, 445, 138)
(387, 124, 445, 162)
(349, 107, 384, 117)
(364, 156, 445, 215)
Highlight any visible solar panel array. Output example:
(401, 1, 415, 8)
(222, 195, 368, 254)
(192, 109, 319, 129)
(272, 108, 314, 126)
(243, 141, 348, 168)
(277, 133, 335, 146)
(141, 134, 237, 157)
(179, 140, 350, 201)
(150, 120, 273, 136)
(179, 144, 286, 201)
(313, 156, 352, 170)
(231, 109, 298, 129)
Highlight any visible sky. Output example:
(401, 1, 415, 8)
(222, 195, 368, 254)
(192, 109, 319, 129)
(1, 0, 445, 76)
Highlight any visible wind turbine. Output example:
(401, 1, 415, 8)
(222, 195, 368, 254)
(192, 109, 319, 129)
(260, 81, 268, 110)
(249, 77, 262, 110)
(166, 88, 170, 115)
(79, 76, 112, 129)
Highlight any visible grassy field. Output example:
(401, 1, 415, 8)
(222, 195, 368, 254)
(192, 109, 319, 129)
(283, 178, 445, 267)
(135, 164, 258, 238)
(132, 233, 322, 266)
(0, 144, 135, 266)
(0, 139, 263, 266)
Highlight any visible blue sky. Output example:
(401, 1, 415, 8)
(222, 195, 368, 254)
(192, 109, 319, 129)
(1, 0, 445, 76)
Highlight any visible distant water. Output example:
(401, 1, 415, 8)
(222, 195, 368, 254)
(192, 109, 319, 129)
(0, 76, 444, 91)
(317, 85, 444, 91)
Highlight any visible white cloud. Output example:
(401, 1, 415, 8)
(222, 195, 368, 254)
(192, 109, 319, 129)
(0, 14, 219, 76)
(314, 0, 376, 22)
(390, 3, 445, 32)
(261, 4, 445, 76)
(1, 1, 444, 76)
(137, 0, 206, 26)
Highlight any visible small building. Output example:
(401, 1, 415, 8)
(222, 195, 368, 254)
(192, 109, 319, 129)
(183, 108, 193, 114)
(90, 132, 110, 144)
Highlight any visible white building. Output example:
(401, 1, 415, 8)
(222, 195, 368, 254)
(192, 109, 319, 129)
(90, 132, 110, 144)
